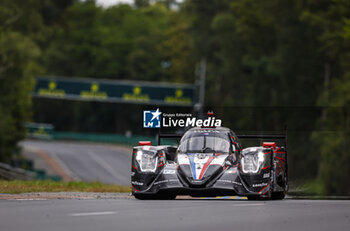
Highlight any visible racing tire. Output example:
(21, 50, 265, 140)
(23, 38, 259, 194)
(247, 194, 271, 200)
(247, 195, 261, 200)
(271, 191, 286, 200)
(134, 194, 176, 200)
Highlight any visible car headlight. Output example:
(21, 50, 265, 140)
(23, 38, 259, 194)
(135, 150, 158, 172)
(242, 151, 265, 173)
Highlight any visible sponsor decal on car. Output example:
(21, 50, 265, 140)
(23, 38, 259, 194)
(163, 170, 176, 174)
(217, 180, 242, 185)
(263, 173, 270, 178)
(131, 181, 144, 186)
(154, 179, 179, 185)
(252, 182, 268, 188)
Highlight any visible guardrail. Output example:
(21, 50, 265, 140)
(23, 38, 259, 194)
(0, 162, 35, 180)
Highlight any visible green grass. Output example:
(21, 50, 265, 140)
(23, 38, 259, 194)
(302, 178, 326, 196)
(0, 180, 131, 194)
(288, 178, 326, 197)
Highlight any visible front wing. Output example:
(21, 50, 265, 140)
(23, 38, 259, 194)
(131, 164, 271, 197)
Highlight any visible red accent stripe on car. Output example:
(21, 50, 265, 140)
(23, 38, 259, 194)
(131, 185, 139, 192)
(264, 151, 272, 155)
(276, 160, 284, 170)
(258, 184, 269, 194)
(215, 153, 224, 156)
(198, 157, 214, 180)
(158, 162, 165, 168)
(275, 156, 285, 163)
(261, 166, 269, 170)
(132, 165, 137, 170)
(274, 151, 286, 154)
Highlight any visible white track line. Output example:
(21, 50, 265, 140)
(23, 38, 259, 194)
(69, 211, 117, 217)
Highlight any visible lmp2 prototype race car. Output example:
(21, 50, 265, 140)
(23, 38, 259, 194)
(131, 126, 288, 200)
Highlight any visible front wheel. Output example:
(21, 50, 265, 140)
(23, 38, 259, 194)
(247, 194, 271, 200)
(271, 191, 286, 200)
(134, 193, 176, 200)
(247, 195, 261, 200)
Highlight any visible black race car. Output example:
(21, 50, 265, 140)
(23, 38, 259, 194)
(131, 127, 288, 200)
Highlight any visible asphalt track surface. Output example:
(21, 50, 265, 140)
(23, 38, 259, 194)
(20, 140, 131, 185)
(9, 140, 350, 230)
(1, 197, 350, 231)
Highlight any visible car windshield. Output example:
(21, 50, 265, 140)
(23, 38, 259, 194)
(178, 133, 231, 153)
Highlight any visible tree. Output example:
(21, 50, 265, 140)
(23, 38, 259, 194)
(0, 0, 74, 162)
(303, 0, 350, 195)
(0, 3, 41, 162)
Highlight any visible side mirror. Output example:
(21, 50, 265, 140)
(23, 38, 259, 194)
(139, 141, 151, 146)
(263, 142, 276, 149)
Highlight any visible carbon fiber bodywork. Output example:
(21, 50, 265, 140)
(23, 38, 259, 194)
(131, 127, 287, 199)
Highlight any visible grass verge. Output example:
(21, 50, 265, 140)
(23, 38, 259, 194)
(288, 178, 326, 197)
(0, 180, 131, 194)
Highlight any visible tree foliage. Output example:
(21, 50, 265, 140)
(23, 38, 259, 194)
(0, 0, 44, 162)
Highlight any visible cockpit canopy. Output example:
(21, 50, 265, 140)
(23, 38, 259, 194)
(177, 129, 232, 153)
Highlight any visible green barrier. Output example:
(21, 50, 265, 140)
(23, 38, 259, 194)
(49, 175, 62, 182)
(24, 122, 54, 140)
(15, 159, 34, 171)
(34, 169, 47, 180)
(34, 169, 62, 181)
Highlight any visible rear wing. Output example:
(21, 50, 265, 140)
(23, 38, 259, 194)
(158, 133, 287, 147)
(236, 134, 287, 148)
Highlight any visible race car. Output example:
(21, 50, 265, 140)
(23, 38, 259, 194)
(131, 126, 288, 200)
